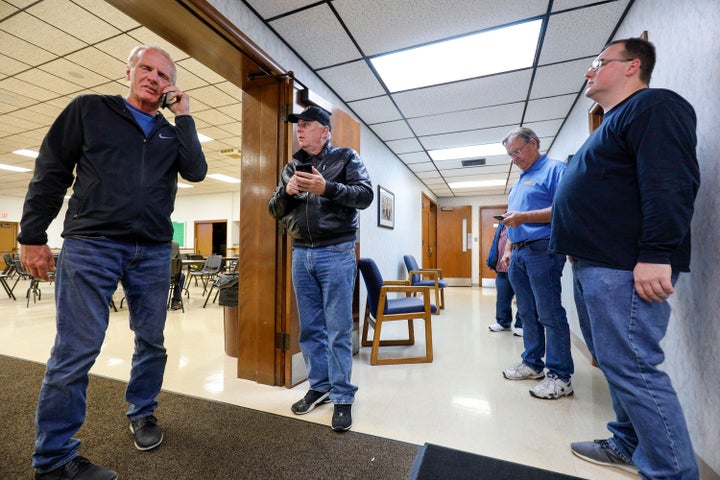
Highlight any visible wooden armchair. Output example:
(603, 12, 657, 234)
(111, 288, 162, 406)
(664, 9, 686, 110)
(358, 258, 437, 365)
(403, 255, 447, 310)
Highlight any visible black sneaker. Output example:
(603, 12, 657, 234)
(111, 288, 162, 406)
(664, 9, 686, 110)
(331, 404, 352, 432)
(170, 300, 183, 310)
(35, 456, 117, 480)
(130, 415, 163, 451)
(291, 389, 330, 415)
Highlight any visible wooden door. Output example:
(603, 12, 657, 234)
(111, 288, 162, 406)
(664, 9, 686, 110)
(437, 206, 472, 285)
(0, 222, 18, 270)
(479, 206, 508, 282)
(194, 222, 213, 257)
(421, 194, 438, 269)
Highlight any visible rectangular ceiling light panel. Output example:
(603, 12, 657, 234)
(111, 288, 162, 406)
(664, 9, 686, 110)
(371, 19, 542, 92)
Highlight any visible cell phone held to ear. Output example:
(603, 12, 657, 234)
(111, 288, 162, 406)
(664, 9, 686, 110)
(161, 93, 176, 109)
(295, 163, 313, 174)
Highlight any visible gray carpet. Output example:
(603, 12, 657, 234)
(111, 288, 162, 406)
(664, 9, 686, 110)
(0, 354, 418, 479)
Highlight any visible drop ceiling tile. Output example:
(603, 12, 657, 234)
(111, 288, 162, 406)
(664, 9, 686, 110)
(370, 120, 413, 141)
(177, 57, 227, 85)
(408, 103, 524, 137)
(28, 0, 122, 44)
(318, 60, 385, 102)
(530, 59, 590, 99)
(541, 1, 632, 64)
(187, 84, 239, 109)
(64, 47, 126, 81)
(347, 96, 401, 124)
(0, 52, 30, 76)
(334, 0, 547, 56)
(95, 34, 147, 64)
(393, 70, 533, 118)
(0, 29, 56, 66)
(127, 27, 190, 63)
(270, 5, 361, 68)
(524, 94, 577, 123)
(420, 126, 513, 151)
(398, 152, 431, 164)
(385, 137, 422, 155)
(2, 12, 86, 56)
(244, 0, 318, 19)
(72, 0, 141, 31)
(408, 162, 437, 173)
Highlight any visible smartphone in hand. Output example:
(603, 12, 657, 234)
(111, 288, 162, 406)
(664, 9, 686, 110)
(295, 163, 313, 173)
(493, 215, 506, 221)
(161, 93, 176, 109)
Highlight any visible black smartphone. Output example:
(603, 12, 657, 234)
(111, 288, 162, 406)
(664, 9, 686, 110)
(493, 215, 506, 221)
(295, 163, 313, 173)
(161, 93, 175, 109)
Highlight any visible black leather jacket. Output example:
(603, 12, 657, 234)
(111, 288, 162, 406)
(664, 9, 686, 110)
(268, 143, 373, 247)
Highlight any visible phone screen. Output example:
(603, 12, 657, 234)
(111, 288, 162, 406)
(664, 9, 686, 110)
(493, 215, 505, 221)
(295, 163, 313, 173)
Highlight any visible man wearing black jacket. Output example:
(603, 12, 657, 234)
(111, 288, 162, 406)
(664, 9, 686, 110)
(268, 106, 373, 432)
(19, 45, 207, 480)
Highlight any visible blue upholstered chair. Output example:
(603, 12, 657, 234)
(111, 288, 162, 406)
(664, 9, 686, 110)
(358, 258, 436, 365)
(403, 255, 447, 310)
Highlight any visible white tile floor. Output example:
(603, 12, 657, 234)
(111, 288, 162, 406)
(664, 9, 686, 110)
(0, 277, 638, 480)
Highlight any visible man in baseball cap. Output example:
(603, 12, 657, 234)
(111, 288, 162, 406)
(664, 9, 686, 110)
(287, 105, 332, 131)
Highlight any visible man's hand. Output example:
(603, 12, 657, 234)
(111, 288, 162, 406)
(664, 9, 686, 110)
(289, 166, 326, 195)
(20, 244, 56, 281)
(633, 262, 674, 302)
(498, 246, 512, 270)
(499, 210, 523, 228)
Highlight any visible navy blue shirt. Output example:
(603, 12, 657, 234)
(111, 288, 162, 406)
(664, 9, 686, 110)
(550, 88, 699, 271)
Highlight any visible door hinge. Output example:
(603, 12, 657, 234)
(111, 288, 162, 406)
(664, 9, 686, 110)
(275, 332, 291, 351)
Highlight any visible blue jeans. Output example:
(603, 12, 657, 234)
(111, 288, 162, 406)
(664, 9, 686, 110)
(33, 236, 171, 472)
(508, 239, 573, 380)
(292, 241, 358, 404)
(572, 260, 699, 479)
(495, 271, 522, 329)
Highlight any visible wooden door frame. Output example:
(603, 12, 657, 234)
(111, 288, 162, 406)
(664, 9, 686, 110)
(421, 193, 438, 269)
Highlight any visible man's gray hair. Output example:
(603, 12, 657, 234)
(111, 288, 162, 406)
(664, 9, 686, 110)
(127, 45, 177, 84)
(502, 127, 540, 149)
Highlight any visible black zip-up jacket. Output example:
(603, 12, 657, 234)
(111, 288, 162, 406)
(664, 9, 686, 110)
(18, 94, 207, 245)
(268, 143, 373, 247)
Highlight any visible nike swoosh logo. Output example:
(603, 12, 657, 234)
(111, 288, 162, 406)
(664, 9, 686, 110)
(159, 133, 175, 139)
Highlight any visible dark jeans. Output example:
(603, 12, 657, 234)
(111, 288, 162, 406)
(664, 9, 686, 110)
(495, 271, 522, 329)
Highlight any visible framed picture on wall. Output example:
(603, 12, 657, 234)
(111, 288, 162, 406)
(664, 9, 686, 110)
(377, 185, 395, 229)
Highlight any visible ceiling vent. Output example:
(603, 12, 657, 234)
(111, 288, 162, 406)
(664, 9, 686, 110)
(461, 158, 486, 167)
(220, 148, 241, 159)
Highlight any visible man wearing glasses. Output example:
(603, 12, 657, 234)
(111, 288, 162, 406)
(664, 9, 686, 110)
(551, 38, 699, 478)
(497, 127, 573, 400)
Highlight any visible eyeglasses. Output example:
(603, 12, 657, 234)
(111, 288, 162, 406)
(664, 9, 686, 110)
(588, 58, 635, 72)
(507, 140, 530, 159)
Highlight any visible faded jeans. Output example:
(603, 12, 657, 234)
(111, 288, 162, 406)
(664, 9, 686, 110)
(33, 236, 170, 472)
(292, 241, 358, 404)
(572, 260, 699, 479)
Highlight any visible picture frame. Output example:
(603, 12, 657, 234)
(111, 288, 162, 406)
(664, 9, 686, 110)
(377, 185, 395, 229)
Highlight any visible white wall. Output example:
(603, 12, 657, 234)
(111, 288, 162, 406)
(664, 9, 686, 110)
(548, 0, 720, 472)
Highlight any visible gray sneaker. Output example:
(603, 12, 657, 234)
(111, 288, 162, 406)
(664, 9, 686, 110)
(502, 362, 544, 380)
(529, 374, 573, 399)
(571, 439, 638, 474)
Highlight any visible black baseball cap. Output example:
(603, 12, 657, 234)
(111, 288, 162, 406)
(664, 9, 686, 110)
(287, 105, 332, 131)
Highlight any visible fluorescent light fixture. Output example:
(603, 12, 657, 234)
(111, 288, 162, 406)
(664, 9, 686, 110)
(429, 143, 506, 161)
(371, 19, 542, 92)
(0, 163, 32, 173)
(207, 173, 240, 184)
(12, 149, 39, 158)
(177, 182, 194, 189)
(449, 179, 506, 189)
(197, 132, 213, 143)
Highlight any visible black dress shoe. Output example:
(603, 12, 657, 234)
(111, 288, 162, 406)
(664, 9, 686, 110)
(35, 456, 117, 480)
(130, 414, 163, 450)
(332, 404, 352, 432)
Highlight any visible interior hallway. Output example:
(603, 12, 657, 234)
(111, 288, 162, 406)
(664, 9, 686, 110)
(0, 277, 636, 480)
